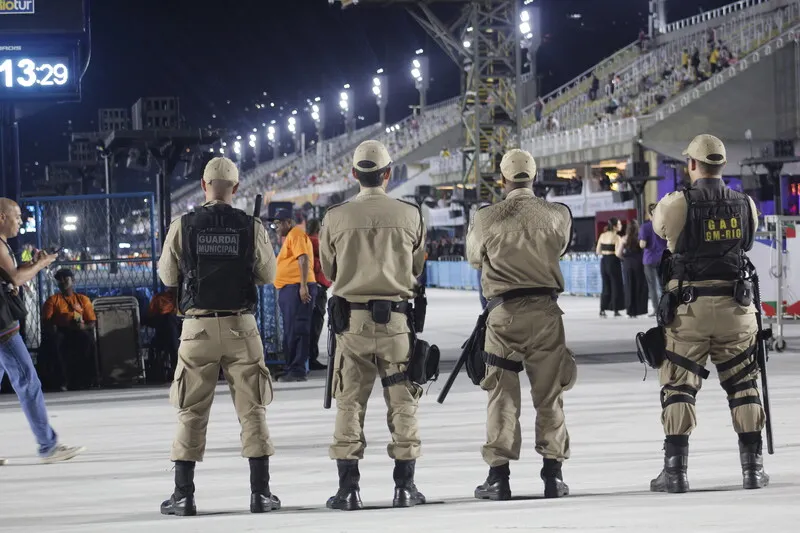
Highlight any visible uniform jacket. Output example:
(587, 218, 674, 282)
(466, 188, 572, 300)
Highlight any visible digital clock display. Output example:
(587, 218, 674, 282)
(0, 56, 70, 88)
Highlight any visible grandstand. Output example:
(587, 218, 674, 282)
(169, 0, 799, 209)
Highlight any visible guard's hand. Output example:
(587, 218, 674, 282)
(299, 284, 312, 304)
(39, 252, 58, 267)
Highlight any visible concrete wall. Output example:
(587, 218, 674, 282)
(394, 124, 463, 167)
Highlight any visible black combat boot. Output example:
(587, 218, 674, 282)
(541, 459, 569, 498)
(650, 436, 690, 493)
(160, 460, 197, 516)
(739, 432, 769, 490)
(392, 459, 426, 508)
(474, 463, 511, 501)
(326, 459, 363, 511)
(249, 456, 282, 513)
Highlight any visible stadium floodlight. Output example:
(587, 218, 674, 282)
(64, 215, 78, 224)
(267, 125, 276, 142)
(339, 91, 349, 111)
(288, 116, 297, 134)
(62, 223, 77, 232)
(236, 135, 242, 140)
(253, 127, 258, 133)
(415, 48, 424, 55)
(463, 40, 471, 48)
(249, 140, 256, 148)
(373, 73, 388, 125)
(520, 10, 532, 36)
(250, 134, 257, 142)
(219, 148, 225, 154)
(411, 54, 429, 114)
(233, 141, 241, 155)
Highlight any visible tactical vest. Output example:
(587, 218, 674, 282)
(670, 179, 754, 282)
(178, 204, 256, 313)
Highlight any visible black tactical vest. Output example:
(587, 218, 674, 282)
(671, 179, 754, 282)
(178, 203, 256, 313)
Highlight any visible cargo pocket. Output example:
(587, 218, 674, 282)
(479, 364, 500, 392)
(559, 348, 578, 392)
(258, 364, 274, 406)
(230, 327, 260, 339)
(180, 326, 209, 342)
(169, 366, 187, 409)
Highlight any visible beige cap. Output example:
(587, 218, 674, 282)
(353, 140, 392, 172)
(683, 134, 727, 165)
(500, 149, 537, 182)
(203, 156, 239, 184)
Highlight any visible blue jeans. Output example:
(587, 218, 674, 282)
(0, 333, 58, 455)
(278, 283, 318, 377)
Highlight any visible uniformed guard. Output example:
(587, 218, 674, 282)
(319, 140, 427, 511)
(650, 134, 768, 493)
(157, 156, 281, 516)
(466, 148, 577, 501)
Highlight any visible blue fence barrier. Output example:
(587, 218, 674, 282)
(426, 258, 602, 296)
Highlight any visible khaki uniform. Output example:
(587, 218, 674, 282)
(158, 200, 278, 462)
(319, 187, 426, 461)
(466, 188, 577, 466)
(653, 189, 765, 436)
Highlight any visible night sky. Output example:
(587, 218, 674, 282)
(16, 0, 733, 190)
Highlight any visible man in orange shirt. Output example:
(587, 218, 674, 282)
(270, 209, 318, 382)
(41, 268, 98, 390)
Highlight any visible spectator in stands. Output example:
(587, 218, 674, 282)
(306, 218, 329, 371)
(0, 197, 84, 464)
(534, 97, 544, 121)
(42, 268, 98, 391)
(146, 287, 180, 379)
(589, 75, 600, 102)
(620, 221, 648, 318)
(681, 48, 689, 70)
(710, 45, 721, 74)
(271, 209, 318, 382)
(639, 203, 667, 317)
(691, 47, 701, 79)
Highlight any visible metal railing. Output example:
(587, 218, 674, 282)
(664, 0, 777, 33)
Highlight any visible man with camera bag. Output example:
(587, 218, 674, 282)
(319, 140, 427, 511)
(466, 149, 576, 501)
(648, 134, 768, 493)
(0, 198, 85, 465)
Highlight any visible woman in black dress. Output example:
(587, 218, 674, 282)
(621, 220, 649, 318)
(596, 217, 624, 317)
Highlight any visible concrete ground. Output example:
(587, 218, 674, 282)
(1, 289, 798, 532)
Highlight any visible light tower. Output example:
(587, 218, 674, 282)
(340, 84, 355, 135)
(267, 121, 280, 161)
(288, 111, 299, 153)
(410, 49, 430, 116)
(373, 69, 388, 126)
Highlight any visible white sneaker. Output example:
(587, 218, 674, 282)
(40, 444, 86, 464)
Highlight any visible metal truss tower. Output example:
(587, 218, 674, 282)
(330, 0, 522, 203)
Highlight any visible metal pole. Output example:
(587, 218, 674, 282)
(514, 0, 523, 144)
(775, 217, 784, 342)
(103, 154, 112, 257)
(149, 191, 158, 293)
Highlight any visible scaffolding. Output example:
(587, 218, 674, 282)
(330, 0, 522, 203)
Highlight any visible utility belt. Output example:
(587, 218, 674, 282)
(656, 279, 753, 328)
(464, 286, 558, 386)
(327, 295, 439, 388)
(184, 311, 252, 319)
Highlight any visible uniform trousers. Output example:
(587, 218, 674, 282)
(170, 313, 274, 462)
(659, 281, 765, 437)
(480, 295, 577, 467)
(329, 310, 422, 461)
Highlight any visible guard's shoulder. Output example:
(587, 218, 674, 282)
(477, 202, 492, 212)
(551, 201, 573, 218)
(322, 201, 348, 226)
(397, 198, 423, 219)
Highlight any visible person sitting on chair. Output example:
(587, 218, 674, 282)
(146, 287, 181, 380)
(41, 269, 98, 390)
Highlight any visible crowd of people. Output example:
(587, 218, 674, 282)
(531, 5, 789, 135)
